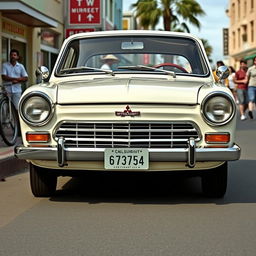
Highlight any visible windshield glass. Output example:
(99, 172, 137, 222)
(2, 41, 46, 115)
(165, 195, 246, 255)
(56, 35, 209, 76)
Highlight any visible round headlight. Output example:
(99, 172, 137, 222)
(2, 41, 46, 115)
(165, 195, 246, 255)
(20, 92, 53, 126)
(201, 93, 236, 126)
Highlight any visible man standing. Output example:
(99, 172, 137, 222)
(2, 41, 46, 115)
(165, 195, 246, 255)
(1, 49, 28, 110)
(234, 60, 248, 120)
(245, 56, 256, 119)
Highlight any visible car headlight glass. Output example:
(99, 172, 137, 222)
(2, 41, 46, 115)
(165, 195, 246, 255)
(202, 93, 235, 126)
(20, 93, 53, 126)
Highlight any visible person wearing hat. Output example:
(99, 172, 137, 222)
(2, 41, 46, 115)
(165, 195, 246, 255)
(100, 54, 119, 70)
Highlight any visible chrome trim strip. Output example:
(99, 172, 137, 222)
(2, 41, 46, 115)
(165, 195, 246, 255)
(15, 144, 241, 162)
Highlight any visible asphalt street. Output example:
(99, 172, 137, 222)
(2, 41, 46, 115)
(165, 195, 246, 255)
(0, 115, 255, 256)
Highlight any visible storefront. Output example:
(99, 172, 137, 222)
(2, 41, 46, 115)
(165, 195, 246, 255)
(1, 18, 27, 65)
(0, 1, 63, 85)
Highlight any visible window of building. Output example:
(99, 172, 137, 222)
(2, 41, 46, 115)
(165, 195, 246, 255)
(238, 28, 241, 48)
(233, 31, 236, 49)
(238, 0, 240, 20)
(106, 0, 114, 23)
(251, 21, 254, 42)
(231, 3, 235, 24)
(1, 37, 26, 66)
(251, 0, 254, 10)
(244, 0, 247, 16)
(242, 25, 247, 42)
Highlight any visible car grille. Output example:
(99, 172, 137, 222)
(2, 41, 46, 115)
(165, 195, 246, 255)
(54, 122, 200, 148)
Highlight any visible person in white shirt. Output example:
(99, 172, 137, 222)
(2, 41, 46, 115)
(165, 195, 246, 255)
(1, 49, 28, 110)
(100, 54, 119, 70)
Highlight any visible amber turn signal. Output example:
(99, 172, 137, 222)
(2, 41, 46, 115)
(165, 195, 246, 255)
(26, 133, 50, 143)
(205, 133, 230, 144)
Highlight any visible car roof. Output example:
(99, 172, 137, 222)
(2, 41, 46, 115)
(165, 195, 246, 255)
(64, 30, 201, 43)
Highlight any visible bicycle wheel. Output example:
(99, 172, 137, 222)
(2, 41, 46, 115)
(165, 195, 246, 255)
(0, 97, 18, 146)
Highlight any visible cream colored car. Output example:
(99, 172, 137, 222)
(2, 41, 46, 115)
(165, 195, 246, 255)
(15, 30, 240, 198)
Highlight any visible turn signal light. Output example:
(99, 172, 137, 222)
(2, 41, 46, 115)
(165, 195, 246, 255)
(205, 133, 230, 144)
(26, 133, 50, 143)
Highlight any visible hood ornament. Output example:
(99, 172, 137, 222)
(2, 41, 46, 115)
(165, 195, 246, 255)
(115, 105, 141, 117)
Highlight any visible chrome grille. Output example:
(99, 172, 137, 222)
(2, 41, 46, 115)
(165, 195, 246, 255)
(55, 122, 200, 148)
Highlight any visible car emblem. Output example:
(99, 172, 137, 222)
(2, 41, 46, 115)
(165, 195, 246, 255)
(115, 105, 141, 117)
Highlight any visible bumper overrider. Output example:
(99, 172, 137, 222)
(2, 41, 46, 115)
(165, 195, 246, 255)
(15, 138, 241, 168)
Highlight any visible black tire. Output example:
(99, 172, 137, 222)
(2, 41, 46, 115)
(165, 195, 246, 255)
(0, 98, 18, 146)
(30, 163, 57, 197)
(201, 162, 228, 198)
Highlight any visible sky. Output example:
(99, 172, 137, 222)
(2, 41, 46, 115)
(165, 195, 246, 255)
(123, 0, 229, 65)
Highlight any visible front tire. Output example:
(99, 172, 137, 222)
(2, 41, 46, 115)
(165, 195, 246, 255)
(201, 162, 228, 198)
(30, 163, 57, 197)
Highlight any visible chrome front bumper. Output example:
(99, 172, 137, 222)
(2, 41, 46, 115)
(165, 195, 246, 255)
(15, 138, 241, 168)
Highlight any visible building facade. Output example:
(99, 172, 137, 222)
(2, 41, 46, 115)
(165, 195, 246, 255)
(122, 11, 137, 30)
(0, 0, 64, 85)
(227, 0, 256, 68)
(0, 0, 123, 87)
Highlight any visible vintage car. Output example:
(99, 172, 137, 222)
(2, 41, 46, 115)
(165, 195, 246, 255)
(15, 30, 240, 198)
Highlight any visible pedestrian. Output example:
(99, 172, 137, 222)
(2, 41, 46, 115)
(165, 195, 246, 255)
(227, 66, 237, 102)
(245, 56, 256, 119)
(234, 59, 248, 120)
(213, 60, 228, 86)
(100, 54, 119, 70)
(1, 49, 28, 110)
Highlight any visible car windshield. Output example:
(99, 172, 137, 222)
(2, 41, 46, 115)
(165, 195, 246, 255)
(56, 35, 209, 76)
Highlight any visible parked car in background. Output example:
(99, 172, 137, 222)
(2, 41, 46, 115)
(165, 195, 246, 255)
(15, 30, 240, 198)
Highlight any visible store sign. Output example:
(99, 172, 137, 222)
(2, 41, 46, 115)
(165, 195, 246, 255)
(2, 20, 26, 38)
(223, 28, 229, 56)
(66, 28, 95, 38)
(69, 0, 101, 25)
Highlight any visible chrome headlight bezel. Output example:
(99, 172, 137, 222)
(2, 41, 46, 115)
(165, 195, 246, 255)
(201, 92, 236, 126)
(19, 91, 54, 127)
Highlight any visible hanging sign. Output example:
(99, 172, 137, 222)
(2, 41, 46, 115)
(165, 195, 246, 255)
(69, 0, 101, 25)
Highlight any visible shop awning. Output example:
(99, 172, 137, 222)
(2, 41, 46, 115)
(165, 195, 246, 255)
(244, 53, 256, 61)
(0, 2, 58, 27)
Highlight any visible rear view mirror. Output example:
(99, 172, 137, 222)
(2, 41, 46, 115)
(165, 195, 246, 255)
(121, 41, 144, 50)
(35, 66, 50, 83)
(216, 66, 230, 81)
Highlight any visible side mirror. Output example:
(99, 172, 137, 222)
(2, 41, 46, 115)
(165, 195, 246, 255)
(35, 66, 50, 83)
(216, 65, 230, 81)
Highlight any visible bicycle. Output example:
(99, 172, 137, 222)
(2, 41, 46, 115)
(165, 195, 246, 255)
(0, 85, 19, 146)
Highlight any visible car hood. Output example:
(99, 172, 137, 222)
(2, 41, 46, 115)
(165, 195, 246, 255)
(57, 77, 204, 105)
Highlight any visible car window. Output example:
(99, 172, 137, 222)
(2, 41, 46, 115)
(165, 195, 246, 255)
(56, 36, 209, 76)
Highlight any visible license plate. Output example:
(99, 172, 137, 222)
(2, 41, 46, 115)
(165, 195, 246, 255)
(104, 148, 149, 170)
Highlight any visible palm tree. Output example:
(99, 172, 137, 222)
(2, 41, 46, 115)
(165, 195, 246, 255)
(132, 0, 205, 31)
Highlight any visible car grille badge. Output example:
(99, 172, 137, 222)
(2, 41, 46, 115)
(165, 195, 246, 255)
(115, 105, 140, 117)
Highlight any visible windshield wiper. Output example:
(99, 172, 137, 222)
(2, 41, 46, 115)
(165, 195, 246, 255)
(59, 66, 115, 76)
(117, 65, 176, 78)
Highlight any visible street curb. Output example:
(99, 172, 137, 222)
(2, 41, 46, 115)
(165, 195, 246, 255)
(0, 156, 28, 180)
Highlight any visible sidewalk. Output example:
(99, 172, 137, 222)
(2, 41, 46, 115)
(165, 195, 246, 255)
(0, 137, 28, 181)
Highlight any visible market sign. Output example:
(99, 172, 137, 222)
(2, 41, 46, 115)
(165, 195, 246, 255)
(69, 0, 101, 25)
(2, 19, 27, 38)
(223, 28, 229, 56)
(66, 28, 95, 38)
